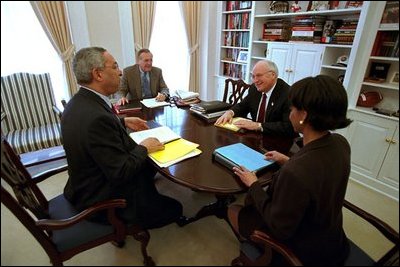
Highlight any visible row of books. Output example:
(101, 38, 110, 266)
(261, 17, 359, 44)
(225, 1, 252, 11)
(371, 31, 399, 58)
(223, 63, 246, 79)
(224, 31, 250, 47)
(225, 13, 250, 30)
(222, 48, 246, 62)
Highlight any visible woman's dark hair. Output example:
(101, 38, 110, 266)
(289, 75, 352, 131)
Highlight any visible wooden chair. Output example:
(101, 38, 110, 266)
(231, 200, 399, 266)
(1, 137, 155, 266)
(1, 73, 62, 154)
(223, 78, 251, 105)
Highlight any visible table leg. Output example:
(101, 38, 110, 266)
(176, 194, 236, 226)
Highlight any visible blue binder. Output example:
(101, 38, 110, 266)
(213, 143, 275, 174)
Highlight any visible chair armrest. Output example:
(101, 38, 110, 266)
(343, 200, 399, 244)
(250, 230, 303, 266)
(36, 198, 127, 230)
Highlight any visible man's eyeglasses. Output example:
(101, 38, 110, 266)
(251, 70, 274, 80)
(103, 63, 120, 70)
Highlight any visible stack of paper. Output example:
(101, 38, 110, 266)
(149, 139, 201, 168)
(141, 98, 170, 108)
(129, 125, 201, 167)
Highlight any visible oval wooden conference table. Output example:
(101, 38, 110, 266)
(124, 104, 294, 225)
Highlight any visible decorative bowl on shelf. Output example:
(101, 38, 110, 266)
(270, 1, 289, 14)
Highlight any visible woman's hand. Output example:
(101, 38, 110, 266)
(233, 165, 258, 187)
(264, 150, 289, 166)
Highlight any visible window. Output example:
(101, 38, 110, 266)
(149, 1, 189, 93)
(1, 1, 68, 108)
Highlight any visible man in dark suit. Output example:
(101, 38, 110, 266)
(215, 60, 296, 137)
(117, 48, 169, 105)
(62, 47, 182, 228)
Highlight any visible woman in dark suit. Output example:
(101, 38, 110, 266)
(228, 75, 352, 265)
(62, 47, 182, 228)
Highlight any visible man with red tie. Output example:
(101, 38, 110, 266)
(216, 60, 296, 137)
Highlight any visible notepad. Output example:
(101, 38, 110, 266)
(213, 143, 275, 174)
(149, 138, 199, 163)
(214, 117, 248, 132)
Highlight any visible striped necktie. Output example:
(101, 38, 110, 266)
(142, 72, 152, 98)
(256, 93, 267, 123)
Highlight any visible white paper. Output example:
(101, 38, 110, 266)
(129, 126, 180, 144)
(140, 98, 170, 108)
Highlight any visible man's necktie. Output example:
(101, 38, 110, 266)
(142, 72, 152, 98)
(111, 104, 119, 114)
(256, 93, 267, 123)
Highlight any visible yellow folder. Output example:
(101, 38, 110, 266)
(149, 138, 199, 163)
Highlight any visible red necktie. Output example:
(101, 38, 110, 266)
(111, 104, 119, 114)
(257, 93, 267, 123)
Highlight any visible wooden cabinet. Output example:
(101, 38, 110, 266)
(265, 42, 323, 85)
(345, 110, 398, 199)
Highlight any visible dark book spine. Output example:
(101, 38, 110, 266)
(212, 151, 238, 171)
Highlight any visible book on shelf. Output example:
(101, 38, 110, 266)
(214, 117, 249, 132)
(212, 143, 275, 174)
(113, 100, 142, 114)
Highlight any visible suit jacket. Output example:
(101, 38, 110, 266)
(61, 88, 154, 220)
(246, 133, 351, 265)
(231, 78, 296, 137)
(118, 64, 169, 100)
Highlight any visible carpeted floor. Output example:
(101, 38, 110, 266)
(1, 171, 398, 266)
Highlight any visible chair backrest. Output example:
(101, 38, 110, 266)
(1, 136, 50, 219)
(1, 136, 154, 266)
(1, 72, 59, 133)
(223, 78, 251, 105)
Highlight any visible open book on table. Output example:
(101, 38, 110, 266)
(212, 143, 275, 174)
(129, 125, 201, 167)
(141, 98, 170, 108)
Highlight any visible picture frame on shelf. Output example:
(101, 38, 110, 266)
(237, 51, 248, 63)
(365, 62, 391, 83)
(390, 72, 399, 84)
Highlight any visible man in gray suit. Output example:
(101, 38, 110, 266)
(117, 48, 169, 105)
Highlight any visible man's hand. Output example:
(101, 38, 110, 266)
(118, 97, 129, 105)
(124, 117, 149, 131)
(215, 110, 234, 125)
(140, 137, 164, 153)
(155, 93, 166, 102)
(233, 119, 260, 131)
